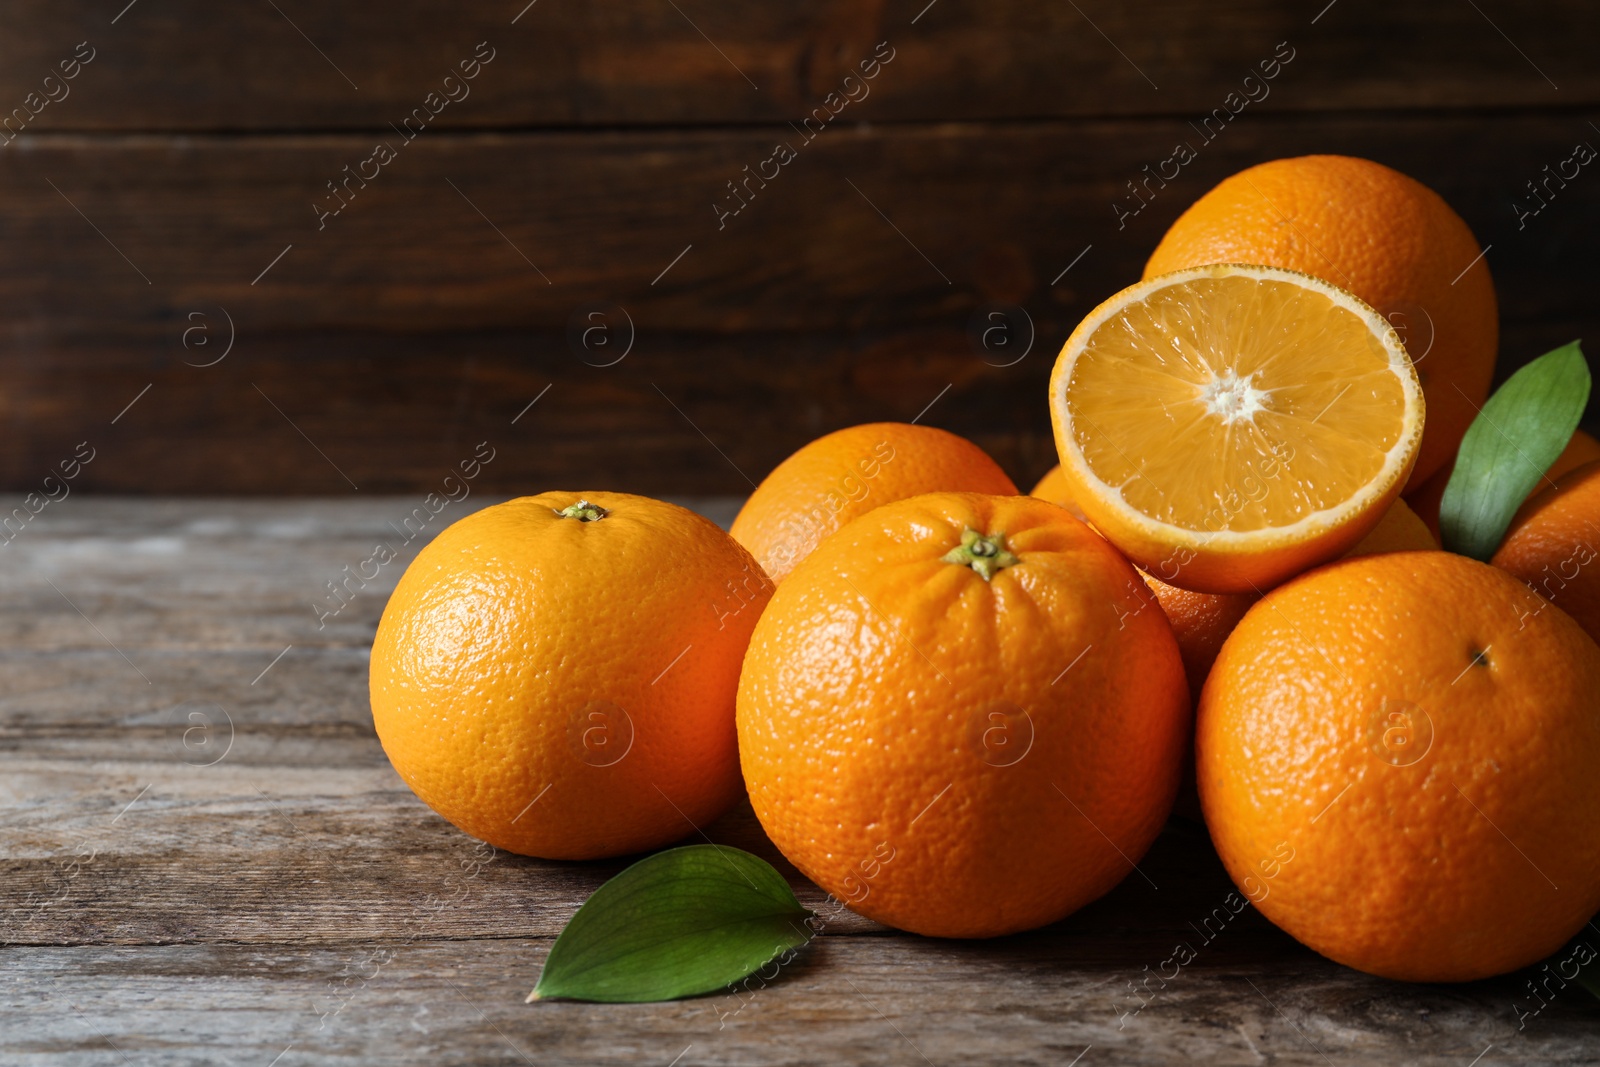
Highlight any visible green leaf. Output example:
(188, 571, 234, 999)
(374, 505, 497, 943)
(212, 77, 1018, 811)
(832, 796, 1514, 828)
(529, 845, 813, 1003)
(1440, 341, 1591, 560)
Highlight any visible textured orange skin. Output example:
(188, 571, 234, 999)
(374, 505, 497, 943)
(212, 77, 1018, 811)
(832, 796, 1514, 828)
(731, 423, 1018, 584)
(1033, 476, 1434, 702)
(1198, 552, 1600, 982)
(1492, 460, 1600, 645)
(1408, 430, 1600, 541)
(1145, 155, 1497, 490)
(1151, 498, 1435, 822)
(1143, 579, 1257, 706)
(369, 492, 772, 860)
(738, 492, 1189, 938)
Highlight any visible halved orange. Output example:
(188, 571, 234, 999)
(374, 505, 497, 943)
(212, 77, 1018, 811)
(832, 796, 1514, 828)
(1048, 264, 1424, 594)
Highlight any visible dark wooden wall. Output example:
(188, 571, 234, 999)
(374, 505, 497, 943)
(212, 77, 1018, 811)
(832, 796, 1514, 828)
(2, 0, 1597, 494)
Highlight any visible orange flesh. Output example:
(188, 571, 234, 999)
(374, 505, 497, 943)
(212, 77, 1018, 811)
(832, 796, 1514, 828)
(1066, 275, 1408, 533)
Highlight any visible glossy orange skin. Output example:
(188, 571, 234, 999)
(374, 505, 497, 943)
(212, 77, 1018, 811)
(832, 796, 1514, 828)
(370, 492, 772, 860)
(1145, 155, 1498, 490)
(731, 423, 1018, 584)
(1492, 459, 1600, 645)
(1199, 552, 1600, 981)
(738, 493, 1189, 938)
(1408, 429, 1600, 541)
(1033, 476, 1434, 702)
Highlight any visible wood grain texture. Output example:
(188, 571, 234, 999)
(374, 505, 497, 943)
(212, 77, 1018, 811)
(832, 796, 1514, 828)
(4, 117, 1594, 333)
(0, 115, 1595, 494)
(0, 497, 738, 654)
(3, 499, 1599, 1064)
(12, 937, 1598, 1067)
(0, 0, 1596, 496)
(0, 0, 1593, 132)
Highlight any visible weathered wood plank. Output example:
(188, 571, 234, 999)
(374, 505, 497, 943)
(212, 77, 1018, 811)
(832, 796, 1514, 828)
(5, 934, 1598, 1066)
(0, 748, 895, 946)
(0, 116, 1595, 494)
(0, 0, 1593, 133)
(3, 117, 1592, 334)
(6, 752, 1593, 1065)
(0, 329, 1060, 496)
(0, 498, 739, 650)
(0, 511, 412, 653)
(0, 323, 1588, 498)
(0, 650, 374, 730)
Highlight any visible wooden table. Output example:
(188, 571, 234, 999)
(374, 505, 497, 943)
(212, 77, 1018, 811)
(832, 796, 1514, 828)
(4, 498, 1597, 1065)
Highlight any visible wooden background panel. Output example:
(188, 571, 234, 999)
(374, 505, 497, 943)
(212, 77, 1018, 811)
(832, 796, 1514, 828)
(0, 114, 1594, 493)
(3, 316, 1592, 500)
(3, 115, 1587, 334)
(0, 330, 1054, 496)
(3, 116, 1595, 335)
(0, 0, 1593, 132)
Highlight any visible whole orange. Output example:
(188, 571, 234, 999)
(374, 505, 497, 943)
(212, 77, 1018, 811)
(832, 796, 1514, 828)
(1492, 459, 1600, 644)
(731, 423, 1018, 583)
(1145, 155, 1497, 489)
(737, 492, 1189, 938)
(370, 492, 772, 860)
(1408, 429, 1600, 540)
(1198, 551, 1600, 981)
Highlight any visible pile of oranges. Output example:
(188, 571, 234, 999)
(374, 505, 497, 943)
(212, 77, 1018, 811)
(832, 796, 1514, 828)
(370, 156, 1600, 985)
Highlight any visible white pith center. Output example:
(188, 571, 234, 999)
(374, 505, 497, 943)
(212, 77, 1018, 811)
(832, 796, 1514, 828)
(1199, 370, 1269, 425)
